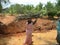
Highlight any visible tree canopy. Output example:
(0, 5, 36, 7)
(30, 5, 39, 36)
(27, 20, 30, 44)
(0, 0, 60, 18)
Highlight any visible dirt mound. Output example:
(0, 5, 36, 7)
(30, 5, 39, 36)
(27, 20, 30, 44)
(34, 19, 56, 32)
(5, 20, 26, 34)
(0, 16, 56, 34)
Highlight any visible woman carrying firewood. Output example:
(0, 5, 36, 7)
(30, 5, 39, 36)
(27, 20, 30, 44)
(23, 17, 37, 45)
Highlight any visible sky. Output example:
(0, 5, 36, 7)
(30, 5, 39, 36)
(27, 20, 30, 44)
(3, 0, 56, 9)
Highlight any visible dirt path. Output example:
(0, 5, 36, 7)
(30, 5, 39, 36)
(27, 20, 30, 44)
(0, 30, 58, 45)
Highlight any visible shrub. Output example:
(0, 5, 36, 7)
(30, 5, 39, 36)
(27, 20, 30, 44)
(47, 11, 57, 18)
(57, 11, 60, 17)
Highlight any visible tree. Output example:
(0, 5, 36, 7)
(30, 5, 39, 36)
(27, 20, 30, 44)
(45, 2, 57, 18)
(35, 3, 43, 12)
(40, 7, 47, 16)
(8, 4, 24, 14)
(55, 0, 60, 17)
(56, 0, 60, 11)
(0, 0, 10, 13)
(24, 5, 34, 14)
(57, 11, 60, 17)
(8, 5, 15, 15)
(45, 2, 54, 11)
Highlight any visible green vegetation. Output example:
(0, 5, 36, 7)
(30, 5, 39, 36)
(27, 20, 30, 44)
(0, 0, 60, 18)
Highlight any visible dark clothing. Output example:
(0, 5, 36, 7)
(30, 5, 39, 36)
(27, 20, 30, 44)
(27, 19, 37, 25)
(56, 20, 60, 44)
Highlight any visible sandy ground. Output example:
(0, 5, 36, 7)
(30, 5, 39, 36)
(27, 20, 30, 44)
(0, 30, 58, 45)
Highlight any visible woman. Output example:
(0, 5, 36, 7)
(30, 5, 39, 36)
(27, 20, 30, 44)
(24, 18, 37, 45)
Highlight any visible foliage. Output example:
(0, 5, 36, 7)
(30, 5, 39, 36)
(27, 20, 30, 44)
(35, 3, 43, 11)
(57, 11, 60, 17)
(56, 0, 60, 11)
(2, 0, 60, 18)
(40, 7, 47, 16)
(45, 2, 57, 18)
